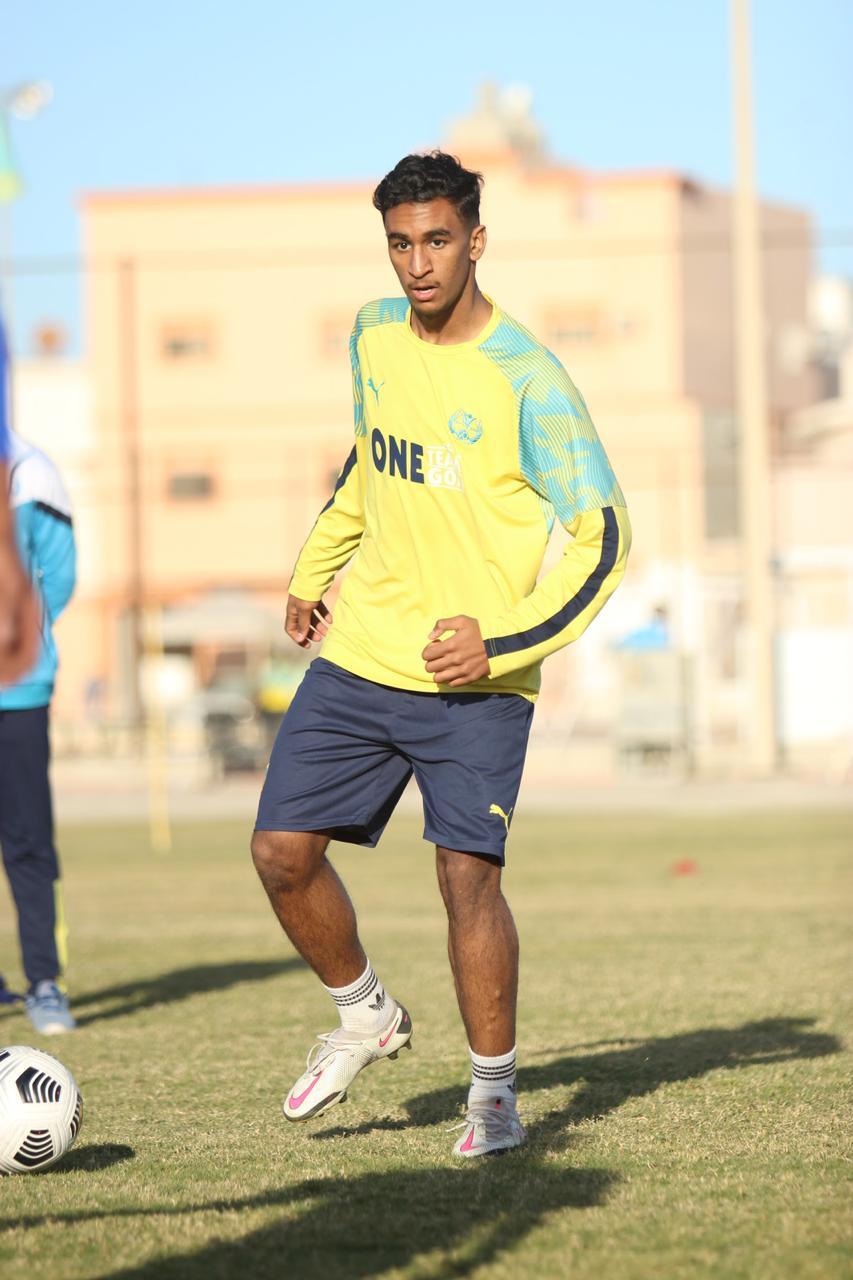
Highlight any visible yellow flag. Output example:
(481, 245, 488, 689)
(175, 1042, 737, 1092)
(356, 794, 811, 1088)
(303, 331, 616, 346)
(0, 118, 23, 204)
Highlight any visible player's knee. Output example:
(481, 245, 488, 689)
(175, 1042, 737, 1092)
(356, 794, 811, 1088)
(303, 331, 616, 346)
(250, 830, 315, 892)
(437, 848, 502, 915)
(250, 829, 276, 876)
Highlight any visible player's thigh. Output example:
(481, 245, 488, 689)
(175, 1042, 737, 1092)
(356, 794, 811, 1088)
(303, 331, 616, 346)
(408, 692, 534, 865)
(0, 707, 54, 862)
(255, 658, 412, 847)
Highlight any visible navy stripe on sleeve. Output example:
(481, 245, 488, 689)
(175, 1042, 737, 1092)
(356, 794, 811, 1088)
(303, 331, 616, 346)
(320, 447, 357, 514)
(484, 507, 620, 659)
(35, 500, 73, 527)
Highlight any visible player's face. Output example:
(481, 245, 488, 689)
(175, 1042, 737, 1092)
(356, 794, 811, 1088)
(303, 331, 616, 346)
(383, 198, 485, 321)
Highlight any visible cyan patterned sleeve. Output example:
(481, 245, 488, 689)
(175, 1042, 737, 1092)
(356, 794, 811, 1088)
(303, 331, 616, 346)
(517, 358, 626, 524)
(479, 322, 631, 679)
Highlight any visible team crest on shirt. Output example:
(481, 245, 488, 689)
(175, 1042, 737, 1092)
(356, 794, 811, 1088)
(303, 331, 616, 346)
(448, 410, 483, 446)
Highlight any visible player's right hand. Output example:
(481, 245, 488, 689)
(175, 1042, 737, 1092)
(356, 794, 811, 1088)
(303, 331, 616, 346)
(285, 595, 333, 649)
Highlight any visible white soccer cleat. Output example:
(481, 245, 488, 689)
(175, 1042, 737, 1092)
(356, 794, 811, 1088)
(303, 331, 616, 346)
(283, 1002, 413, 1122)
(451, 1096, 527, 1158)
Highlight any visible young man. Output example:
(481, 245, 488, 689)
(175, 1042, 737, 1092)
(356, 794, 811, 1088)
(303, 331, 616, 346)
(252, 152, 631, 1156)
(0, 427, 77, 1033)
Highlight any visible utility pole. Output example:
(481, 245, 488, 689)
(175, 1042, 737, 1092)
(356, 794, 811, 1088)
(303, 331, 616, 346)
(119, 256, 143, 729)
(0, 80, 52, 412)
(731, 0, 778, 774)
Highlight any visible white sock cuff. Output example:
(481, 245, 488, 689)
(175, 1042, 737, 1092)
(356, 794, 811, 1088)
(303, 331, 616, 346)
(324, 960, 378, 1008)
(470, 1045, 517, 1087)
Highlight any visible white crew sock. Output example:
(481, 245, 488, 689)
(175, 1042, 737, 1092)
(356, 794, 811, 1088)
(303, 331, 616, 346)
(323, 960, 392, 1034)
(468, 1046, 518, 1105)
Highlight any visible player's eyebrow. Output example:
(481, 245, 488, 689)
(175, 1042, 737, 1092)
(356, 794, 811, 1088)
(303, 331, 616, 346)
(386, 226, 454, 241)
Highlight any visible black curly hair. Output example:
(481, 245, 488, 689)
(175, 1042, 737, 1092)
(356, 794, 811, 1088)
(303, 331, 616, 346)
(373, 151, 484, 225)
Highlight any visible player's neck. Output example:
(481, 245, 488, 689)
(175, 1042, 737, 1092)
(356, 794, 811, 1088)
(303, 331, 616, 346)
(409, 280, 492, 346)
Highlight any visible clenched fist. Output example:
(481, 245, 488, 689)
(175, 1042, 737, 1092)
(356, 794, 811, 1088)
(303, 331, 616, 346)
(421, 615, 490, 687)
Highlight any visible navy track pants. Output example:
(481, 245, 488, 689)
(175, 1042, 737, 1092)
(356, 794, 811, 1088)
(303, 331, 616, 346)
(0, 706, 61, 987)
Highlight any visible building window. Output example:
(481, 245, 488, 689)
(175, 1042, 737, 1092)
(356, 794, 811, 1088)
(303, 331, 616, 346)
(544, 306, 604, 347)
(702, 411, 740, 539)
(160, 320, 214, 361)
(168, 472, 215, 500)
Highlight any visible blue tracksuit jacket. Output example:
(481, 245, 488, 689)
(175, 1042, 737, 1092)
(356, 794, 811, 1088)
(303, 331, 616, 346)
(0, 321, 9, 462)
(0, 432, 76, 709)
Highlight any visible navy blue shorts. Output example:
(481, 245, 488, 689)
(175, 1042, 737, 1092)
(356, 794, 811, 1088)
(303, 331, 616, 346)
(255, 659, 534, 863)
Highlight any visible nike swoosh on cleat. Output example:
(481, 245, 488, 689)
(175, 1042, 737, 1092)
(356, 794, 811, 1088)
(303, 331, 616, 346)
(459, 1126, 480, 1154)
(288, 1072, 323, 1110)
(378, 1018, 400, 1049)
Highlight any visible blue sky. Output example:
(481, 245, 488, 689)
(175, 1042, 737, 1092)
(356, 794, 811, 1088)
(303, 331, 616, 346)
(3, 0, 852, 352)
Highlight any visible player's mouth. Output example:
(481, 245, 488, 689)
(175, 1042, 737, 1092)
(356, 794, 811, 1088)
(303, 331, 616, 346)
(409, 284, 439, 303)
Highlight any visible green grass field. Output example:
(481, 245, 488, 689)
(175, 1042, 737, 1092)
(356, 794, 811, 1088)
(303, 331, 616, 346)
(0, 808, 850, 1279)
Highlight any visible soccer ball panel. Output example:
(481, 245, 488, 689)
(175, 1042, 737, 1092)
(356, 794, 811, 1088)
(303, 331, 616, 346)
(0, 1045, 83, 1175)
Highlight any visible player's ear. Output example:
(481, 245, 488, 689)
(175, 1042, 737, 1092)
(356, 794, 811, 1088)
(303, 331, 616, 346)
(469, 223, 486, 262)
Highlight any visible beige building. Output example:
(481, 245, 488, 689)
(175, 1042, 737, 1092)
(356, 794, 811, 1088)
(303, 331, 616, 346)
(63, 87, 834, 770)
(775, 339, 853, 773)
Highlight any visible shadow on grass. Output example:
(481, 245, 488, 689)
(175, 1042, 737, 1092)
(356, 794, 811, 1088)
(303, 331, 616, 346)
(6, 1163, 617, 1278)
(1, 1016, 839, 1277)
(42, 1143, 136, 1175)
(73, 958, 305, 1027)
(313, 1015, 840, 1150)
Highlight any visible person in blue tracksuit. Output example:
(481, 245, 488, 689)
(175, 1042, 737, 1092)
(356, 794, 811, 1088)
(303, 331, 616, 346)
(0, 429, 77, 1034)
(0, 320, 42, 1014)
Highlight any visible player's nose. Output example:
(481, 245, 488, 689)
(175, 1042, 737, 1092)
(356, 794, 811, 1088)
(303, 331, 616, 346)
(408, 248, 431, 278)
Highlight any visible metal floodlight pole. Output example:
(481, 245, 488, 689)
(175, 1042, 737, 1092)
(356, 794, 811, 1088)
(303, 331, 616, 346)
(0, 102, 20, 362)
(118, 257, 144, 730)
(0, 81, 52, 352)
(730, 0, 778, 775)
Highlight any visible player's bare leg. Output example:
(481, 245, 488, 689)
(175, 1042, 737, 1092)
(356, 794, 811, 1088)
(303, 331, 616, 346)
(436, 845, 526, 1156)
(435, 846, 517, 1054)
(251, 828, 413, 1121)
(251, 829, 365, 986)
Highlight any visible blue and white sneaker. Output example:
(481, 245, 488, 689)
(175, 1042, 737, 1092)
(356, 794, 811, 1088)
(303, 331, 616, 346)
(25, 981, 77, 1035)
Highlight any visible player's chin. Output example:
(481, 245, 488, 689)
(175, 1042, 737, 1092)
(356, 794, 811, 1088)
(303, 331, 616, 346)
(408, 291, 444, 316)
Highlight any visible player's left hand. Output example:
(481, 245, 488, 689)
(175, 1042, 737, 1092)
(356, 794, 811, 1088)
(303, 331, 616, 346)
(422, 615, 490, 687)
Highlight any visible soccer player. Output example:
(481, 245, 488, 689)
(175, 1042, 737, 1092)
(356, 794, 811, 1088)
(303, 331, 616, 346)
(0, 424, 77, 1033)
(252, 152, 631, 1156)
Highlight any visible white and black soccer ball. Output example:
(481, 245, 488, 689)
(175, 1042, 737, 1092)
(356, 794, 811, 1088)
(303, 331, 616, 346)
(0, 1045, 83, 1175)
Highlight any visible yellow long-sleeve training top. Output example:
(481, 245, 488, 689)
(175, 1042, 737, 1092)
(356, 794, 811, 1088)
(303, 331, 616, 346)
(290, 296, 631, 701)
